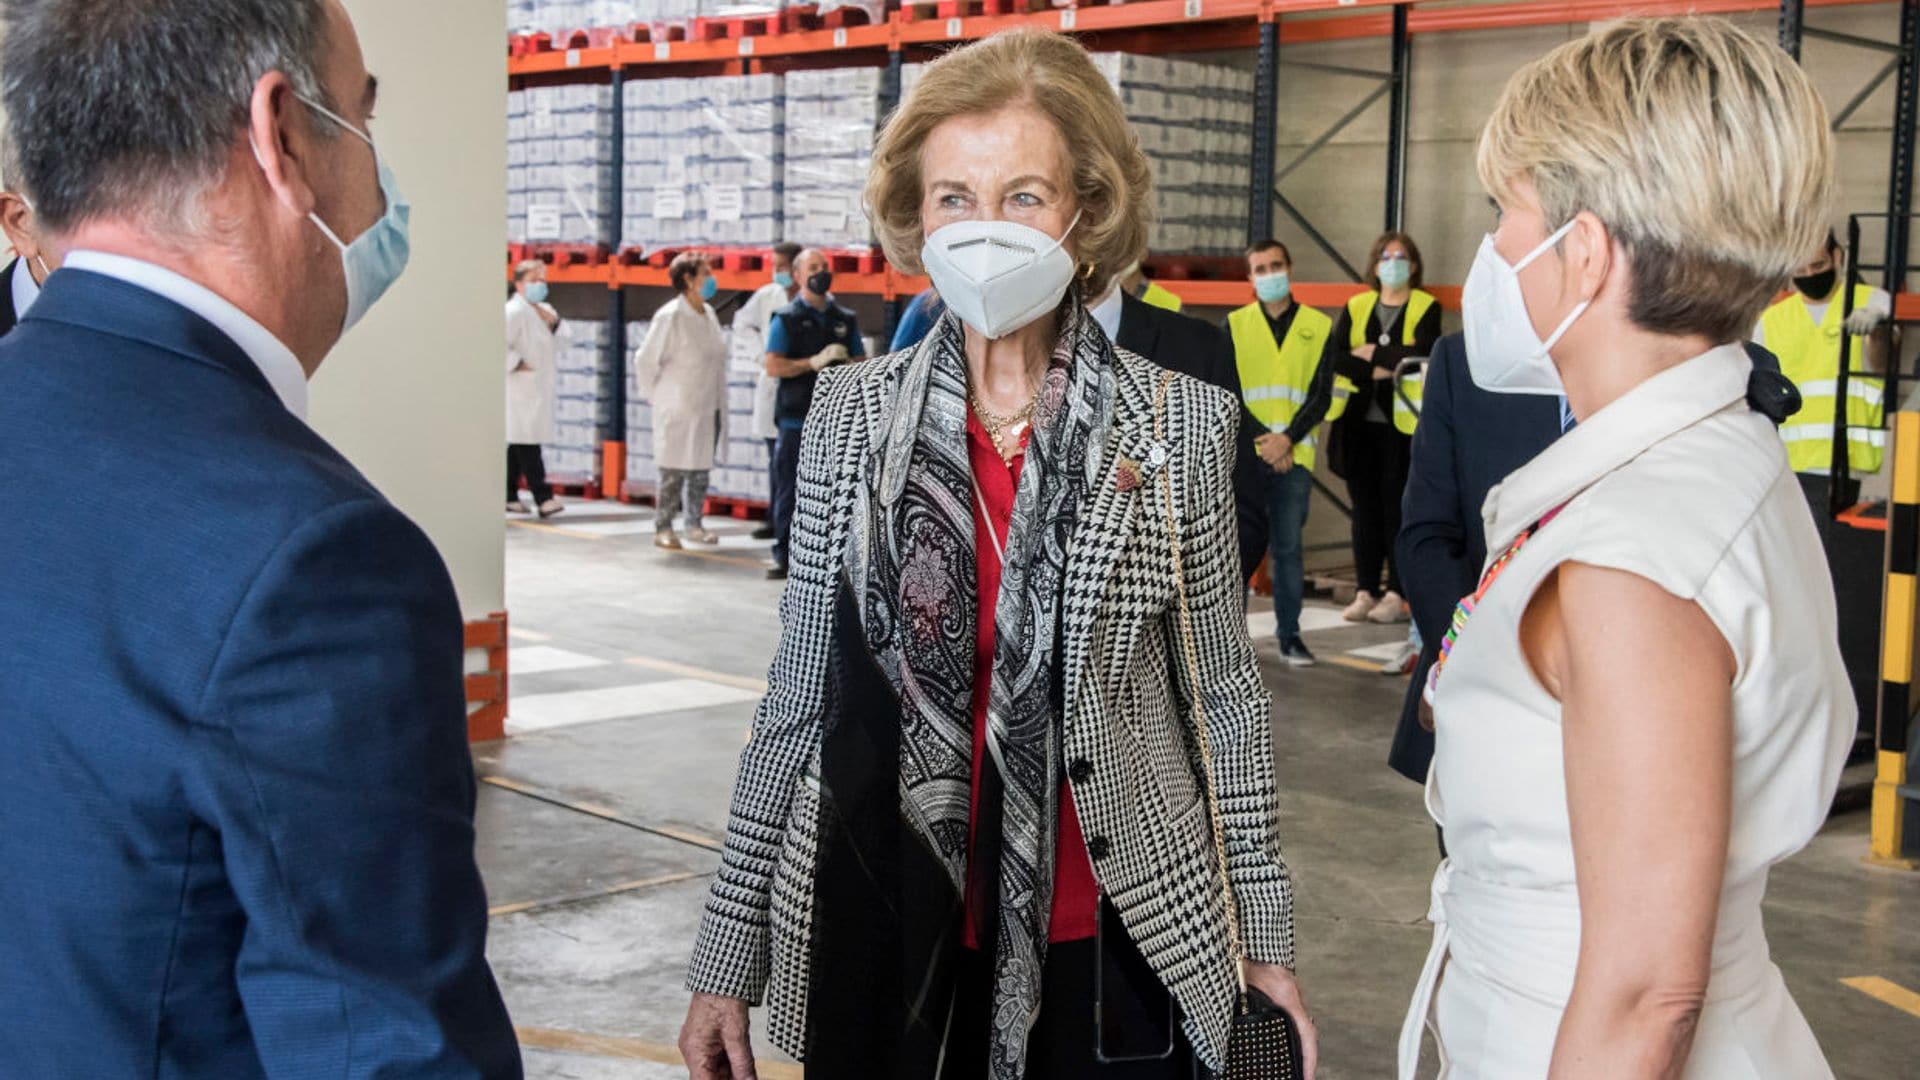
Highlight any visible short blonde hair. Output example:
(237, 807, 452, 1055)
(1478, 18, 1834, 342)
(864, 30, 1151, 300)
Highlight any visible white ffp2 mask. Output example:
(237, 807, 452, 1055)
(919, 213, 1081, 341)
(1460, 221, 1589, 396)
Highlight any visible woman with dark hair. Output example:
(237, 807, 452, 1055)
(1329, 231, 1441, 624)
(632, 251, 727, 548)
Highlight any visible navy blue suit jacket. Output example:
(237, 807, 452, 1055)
(0, 270, 521, 1077)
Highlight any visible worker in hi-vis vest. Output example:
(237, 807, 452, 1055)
(1328, 232, 1442, 628)
(1115, 260, 1184, 313)
(1753, 231, 1895, 501)
(1228, 238, 1337, 668)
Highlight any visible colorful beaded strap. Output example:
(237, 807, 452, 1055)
(1427, 503, 1568, 696)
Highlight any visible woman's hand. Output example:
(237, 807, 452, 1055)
(1352, 343, 1377, 363)
(1245, 961, 1319, 1079)
(679, 993, 758, 1080)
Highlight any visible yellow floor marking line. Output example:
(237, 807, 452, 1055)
(515, 1026, 802, 1079)
(507, 519, 607, 541)
(489, 871, 703, 918)
(625, 655, 769, 694)
(1326, 655, 1390, 674)
(664, 546, 769, 569)
(1842, 976, 1920, 1019)
(480, 775, 724, 852)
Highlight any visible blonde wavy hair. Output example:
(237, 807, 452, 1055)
(1479, 18, 1835, 342)
(863, 29, 1152, 300)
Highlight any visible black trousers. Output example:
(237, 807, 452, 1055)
(1344, 419, 1411, 598)
(506, 443, 552, 503)
(938, 908, 1199, 1080)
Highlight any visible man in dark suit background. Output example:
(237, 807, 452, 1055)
(0, 1, 519, 1077)
(1391, 334, 1797, 788)
(1092, 273, 1270, 581)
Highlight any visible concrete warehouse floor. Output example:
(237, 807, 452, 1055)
(480, 498, 1920, 1079)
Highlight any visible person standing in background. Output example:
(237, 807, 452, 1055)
(744, 241, 802, 539)
(1227, 239, 1335, 666)
(762, 247, 865, 580)
(890, 286, 945, 352)
(506, 258, 566, 519)
(1114, 258, 1184, 313)
(0, 177, 59, 331)
(633, 251, 729, 550)
(1329, 232, 1440, 624)
(0, 0, 521, 1074)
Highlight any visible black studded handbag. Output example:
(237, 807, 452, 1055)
(1152, 371, 1306, 1080)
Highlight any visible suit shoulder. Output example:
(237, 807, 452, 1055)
(1114, 346, 1236, 424)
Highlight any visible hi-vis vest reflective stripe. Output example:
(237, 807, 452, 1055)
(1764, 285, 1885, 474)
(1330, 289, 1437, 430)
(1229, 301, 1333, 472)
(1141, 281, 1184, 313)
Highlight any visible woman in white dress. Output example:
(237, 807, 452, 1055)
(633, 251, 729, 549)
(1398, 19, 1854, 1078)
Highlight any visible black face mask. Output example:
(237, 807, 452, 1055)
(807, 270, 834, 297)
(1793, 267, 1837, 300)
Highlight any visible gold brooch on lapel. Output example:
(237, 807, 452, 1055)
(1114, 458, 1143, 492)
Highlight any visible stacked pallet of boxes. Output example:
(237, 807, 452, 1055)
(622, 316, 769, 504)
(1091, 52, 1254, 257)
(544, 319, 618, 487)
(783, 67, 885, 249)
(622, 75, 785, 252)
(508, 83, 617, 248)
(623, 319, 656, 497)
(508, 0, 712, 36)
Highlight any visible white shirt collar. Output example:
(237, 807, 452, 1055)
(1089, 285, 1124, 342)
(11, 255, 40, 319)
(63, 250, 310, 420)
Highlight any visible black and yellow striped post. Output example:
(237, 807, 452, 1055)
(1871, 411, 1920, 868)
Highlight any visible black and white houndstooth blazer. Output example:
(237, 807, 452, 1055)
(686, 340, 1296, 1072)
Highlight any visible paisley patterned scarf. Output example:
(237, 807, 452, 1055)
(842, 302, 1115, 1077)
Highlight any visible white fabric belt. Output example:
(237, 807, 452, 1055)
(1396, 861, 1773, 1079)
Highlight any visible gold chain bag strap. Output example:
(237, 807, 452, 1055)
(1151, 372, 1302, 1080)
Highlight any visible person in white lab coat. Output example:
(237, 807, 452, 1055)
(506, 259, 566, 519)
(633, 251, 728, 550)
(741, 242, 801, 540)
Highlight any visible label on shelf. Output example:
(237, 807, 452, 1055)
(566, 48, 581, 67)
(833, 28, 849, 48)
(1184, 0, 1203, 16)
(654, 41, 672, 60)
(946, 17, 963, 37)
(739, 36, 756, 56)
(707, 184, 745, 223)
(1059, 9, 1076, 30)
(653, 187, 688, 220)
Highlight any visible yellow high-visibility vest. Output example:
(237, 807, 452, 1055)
(1334, 289, 1437, 432)
(1228, 301, 1334, 471)
(1141, 281, 1184, 313)
(1763, 285, 1885, 474)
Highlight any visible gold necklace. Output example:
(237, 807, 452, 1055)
(969, 386, 1038, 464)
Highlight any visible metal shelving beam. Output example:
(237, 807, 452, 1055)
(1887, 0, 1919, 294)
(1385, 3, 1411, 232)
(1782, 0, 1806, 58)
(1249, 20, 1280, 244)
(606, 68, 627, 450)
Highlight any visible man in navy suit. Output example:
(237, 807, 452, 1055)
(0, 2, 520, 1077)
(1391, 334, 1797, 786)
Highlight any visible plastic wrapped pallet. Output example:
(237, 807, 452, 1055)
(623, 75, 785, 253)
(510, 0, 643, 35)
(543, 319, 617, 486)
(512, 84, 617, 247)
(1089, 52, 1253, 257)
(623, 320, 658, 492)
(783, 67, 885, 250)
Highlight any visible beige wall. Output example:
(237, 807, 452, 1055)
(309, 0, 506, 617)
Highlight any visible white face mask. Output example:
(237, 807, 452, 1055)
(1460, 220, 1589, 396)
(919, 212, 1082, 341)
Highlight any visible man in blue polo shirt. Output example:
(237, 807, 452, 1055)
(763, 248, 865, 579)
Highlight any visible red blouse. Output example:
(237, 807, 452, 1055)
(960, 412, 1100, 948)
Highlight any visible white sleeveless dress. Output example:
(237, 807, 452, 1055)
(1396, 345, 1855, 1078)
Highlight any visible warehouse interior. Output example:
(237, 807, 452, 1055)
(21, 0, 1917, 1076)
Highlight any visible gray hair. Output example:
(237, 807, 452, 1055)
(1, 0, 340, 234)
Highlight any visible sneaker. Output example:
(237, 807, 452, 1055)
(1341, 593, 1375, 622)
(506, 500, 529, 514)
(1368, 590, 1409, 624)
(685, 527, 720, 546)
(750, 524, 777, 540)
(1380, 640, 1420, 676)
(1279, 636, 1318, 667)
(765, 562, 789, 581)
(537, 498, 566, 519)
(655, 531, 682, 551)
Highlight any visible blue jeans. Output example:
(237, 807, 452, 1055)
(772, 421, 805, 566)
(1265, 464, 1313, 639)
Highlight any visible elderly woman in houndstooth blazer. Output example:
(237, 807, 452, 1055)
(678, 29, 1312, 1080)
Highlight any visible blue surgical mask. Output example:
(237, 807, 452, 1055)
(1254, 271, 1291, 303)
(700, 275, 719, 301)
(1377, 256, 1412, 289)
(296, 96, 411, 333)
(524, 281, 550, 304)
(773, 271, 795, 289)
